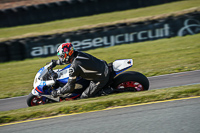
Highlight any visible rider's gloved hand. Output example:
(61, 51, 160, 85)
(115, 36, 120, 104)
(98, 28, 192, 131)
(47, 60, 57, 70)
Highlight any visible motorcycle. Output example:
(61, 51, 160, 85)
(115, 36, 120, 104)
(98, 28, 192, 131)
(27, 59, 149, 106)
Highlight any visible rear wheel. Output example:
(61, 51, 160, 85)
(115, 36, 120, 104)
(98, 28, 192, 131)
(112, 71, 149, 92)
(27, 93, 45, 107)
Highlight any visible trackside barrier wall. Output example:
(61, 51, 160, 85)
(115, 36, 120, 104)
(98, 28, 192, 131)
(0, 12, 200, 62)
(0, 0, 180, 27)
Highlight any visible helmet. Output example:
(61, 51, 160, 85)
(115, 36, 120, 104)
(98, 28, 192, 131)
(57, 43, 74, 63)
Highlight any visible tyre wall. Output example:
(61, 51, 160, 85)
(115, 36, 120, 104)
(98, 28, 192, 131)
(0, 11, 200, 62)
(0, 0, 180, 27)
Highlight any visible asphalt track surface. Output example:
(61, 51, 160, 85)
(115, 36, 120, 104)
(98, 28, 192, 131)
(1, 96, 200, 133)
(0, 70, 200, 111)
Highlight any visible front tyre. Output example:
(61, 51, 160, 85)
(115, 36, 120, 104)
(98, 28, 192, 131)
(27, 93, 45, 107)
(112, 71, 149, 92)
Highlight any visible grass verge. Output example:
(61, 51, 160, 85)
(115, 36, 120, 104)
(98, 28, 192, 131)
(0, 34, 200, 99)
(0, 0, 200, 41)
(0, 84, 200, 124)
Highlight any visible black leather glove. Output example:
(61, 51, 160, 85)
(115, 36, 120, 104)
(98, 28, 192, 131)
(47, 60, 57, 70)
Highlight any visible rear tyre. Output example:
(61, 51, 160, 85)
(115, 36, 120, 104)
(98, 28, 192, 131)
(111, 71, 149, 92)
(27, 93, 45, 107)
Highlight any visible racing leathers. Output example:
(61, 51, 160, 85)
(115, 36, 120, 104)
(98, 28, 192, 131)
(51, 51, 110, 98)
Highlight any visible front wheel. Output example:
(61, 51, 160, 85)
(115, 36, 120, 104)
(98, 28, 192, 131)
(27, 93, 45, 107)
(111, 71, 149, 92)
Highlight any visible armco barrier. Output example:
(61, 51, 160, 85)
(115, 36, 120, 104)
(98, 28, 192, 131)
(0, 11, 200, 62)
(0, 0, 181, 27)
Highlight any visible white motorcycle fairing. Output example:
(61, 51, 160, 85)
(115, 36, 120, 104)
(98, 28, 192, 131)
(31, 62, 71, 101)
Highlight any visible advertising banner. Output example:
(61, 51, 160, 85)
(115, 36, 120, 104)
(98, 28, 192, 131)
(29, 14, 200, 58)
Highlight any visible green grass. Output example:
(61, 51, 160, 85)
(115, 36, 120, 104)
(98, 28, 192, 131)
(0, 34, 200, 99)
(0, 84, 200, 124)
(0, 0, 200, 41)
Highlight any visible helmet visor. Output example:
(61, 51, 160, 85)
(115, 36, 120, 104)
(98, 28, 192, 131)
(57, 52, 64, 61)
(57, 52, 69, 63)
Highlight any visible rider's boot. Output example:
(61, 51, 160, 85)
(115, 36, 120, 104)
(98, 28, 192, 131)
(51, 87, 62, 98)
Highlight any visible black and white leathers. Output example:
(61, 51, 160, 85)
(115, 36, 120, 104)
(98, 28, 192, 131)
(55, 51, 110, 98)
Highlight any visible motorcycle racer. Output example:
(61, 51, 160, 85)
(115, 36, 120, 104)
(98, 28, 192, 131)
(49, 42, 113, 98)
